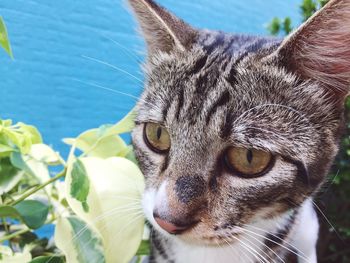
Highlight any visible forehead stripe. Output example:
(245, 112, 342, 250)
(205, 90, 231, 125)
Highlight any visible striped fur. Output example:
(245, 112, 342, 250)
(128, 0, 350, 262)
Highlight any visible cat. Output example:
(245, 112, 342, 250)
(129, 0, 350, 262)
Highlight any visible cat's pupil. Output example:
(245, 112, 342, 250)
(156, 127, 162, 140)
(246, 149, 253, 164)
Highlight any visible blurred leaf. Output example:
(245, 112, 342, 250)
(0, 205, 21, 218)
(29, 144, 62, 165)
(0, 158, 23, 194)
(63, 109, 135, 158)
(0, 245, 31, 263)
(17, 123, 42, 145)
(300, 0, 317, 21)
(29, 256, 65, 263)
(318, 0, 328, 7)
(267, 17, 281, 36)
(65, 157, 144, 263)
(70, 159, 90, 213)
(0, 17, 13, 58)
(2, 128, 31, 154)
(283, 17, 293, 34)
(14, 200, 49, 229)
(55, 216, 105, 263)
(136, 240, 150, 256)
(0, 119, 13, 127)
(0, 144, 15, 155)
(10, 151, 50, 185)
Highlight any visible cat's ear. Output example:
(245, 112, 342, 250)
(276, 0, 350, 100)
(128, 0, 198, 55)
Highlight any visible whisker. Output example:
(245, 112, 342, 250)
(239, 228, 285, 263)
(81, 211, 144, 258)
(81, 55, 143, 84)
(100, 34, 143, 64)
(230, 235, 266, 263)
(72, 78, 157, 109)
(241, 223, 305, 258)
(222, 238, 251, 262)
(103, 213, 144, 255)
(311, 200, 344, 243)
(239, 234, 276, 263)
(236, 225, 308, 261)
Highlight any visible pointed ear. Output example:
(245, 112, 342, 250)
(276, 0, 350, 100)
(128, 0, 198, 55)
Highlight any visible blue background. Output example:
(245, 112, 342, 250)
(0, 0, 301, 159)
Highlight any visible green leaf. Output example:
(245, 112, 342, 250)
(282, 17, 293, 35)
(0, 119, 13, 127)
(14, 200, 49, 229)
(0, 158, 23, 194)
(0, 205, 21, 218)
(0, 17, 13, 58)
(17, 123, 42, 145)
(65, 157, 144, 263)
(136, 240, 150, 256)
(10, 152, 31, 175)
(103, 108, 136, 136)
(2, 128, 31, 154)
(29, 144, 62, 165)
(55, 216, 105, 263)
(300, 0, 317, 21)
(10, 151, 50, 185)
(267, 17, 281, 36)
(63, 108, 135, 158)
(70, 159, 90, 212)
(0, 144, 15, 154)
(29, 256, 65, 263)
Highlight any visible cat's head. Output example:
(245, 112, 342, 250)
(130, 0, 350, 245)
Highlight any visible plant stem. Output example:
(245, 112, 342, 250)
(9, 169, 66, 206)
(0, 228, 28, 243)
(0, 217, 56, 243)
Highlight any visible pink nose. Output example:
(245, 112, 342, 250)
(154, 216, 190, 234)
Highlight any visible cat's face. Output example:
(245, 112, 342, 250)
(130, 0, 349, 245)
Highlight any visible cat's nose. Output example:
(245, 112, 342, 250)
(153, 213, 195, 234)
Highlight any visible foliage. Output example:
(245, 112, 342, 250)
(267, 1, 350, 262)
(0, 16, 13, 58)
(267, 0, 328, 36)
(0, 113, 148, 263)
(0, 21, 148, 262)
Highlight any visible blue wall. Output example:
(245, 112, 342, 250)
(0, 0, 301, 157)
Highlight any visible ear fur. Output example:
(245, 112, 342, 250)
(276, 0, 350, 99)
(128, 0, 198, 55)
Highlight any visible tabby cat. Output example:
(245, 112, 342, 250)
(129, 0, 350, 262)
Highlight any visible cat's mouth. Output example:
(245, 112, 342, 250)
(165, 224, 245, 247)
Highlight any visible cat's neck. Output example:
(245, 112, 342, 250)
(150, 199, 318, 263)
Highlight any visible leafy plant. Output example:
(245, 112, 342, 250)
(267, 1, 350, 262)
(0, 19, 148, 263)
(0, 113, 149, 263)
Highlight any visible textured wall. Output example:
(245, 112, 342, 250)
(0, 0, 300, 157)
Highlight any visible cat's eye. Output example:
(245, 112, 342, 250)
(224, 147, 273, 177)
(144, 123, 171, 153)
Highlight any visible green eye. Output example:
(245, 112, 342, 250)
(144, 123, 171, 153)
(224, 147, 273, 177)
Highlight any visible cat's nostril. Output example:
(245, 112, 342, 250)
(153, 213, 195, 234)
